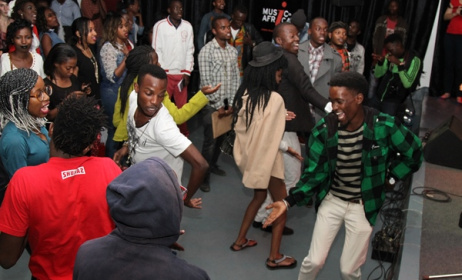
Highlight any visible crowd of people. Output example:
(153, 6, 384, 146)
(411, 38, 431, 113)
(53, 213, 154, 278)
(0, 0, 442, 278)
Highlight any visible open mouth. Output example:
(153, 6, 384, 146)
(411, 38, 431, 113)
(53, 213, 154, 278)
(40, 103, 49, 115)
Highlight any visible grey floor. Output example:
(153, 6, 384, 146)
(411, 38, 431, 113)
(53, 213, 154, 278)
(2, 88, 459, 280)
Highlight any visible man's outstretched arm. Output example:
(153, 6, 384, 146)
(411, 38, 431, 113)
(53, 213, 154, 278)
(181, 144, 209, 209)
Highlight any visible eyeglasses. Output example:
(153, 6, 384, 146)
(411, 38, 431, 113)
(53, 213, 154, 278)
(30, 85, 53, 101)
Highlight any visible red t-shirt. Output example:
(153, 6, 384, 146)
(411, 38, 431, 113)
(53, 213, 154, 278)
(447, 0, 462, 35)
(0, 156, 121, 280)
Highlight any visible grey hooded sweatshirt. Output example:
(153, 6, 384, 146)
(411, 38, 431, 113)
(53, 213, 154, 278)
(73, 157, 210, 280)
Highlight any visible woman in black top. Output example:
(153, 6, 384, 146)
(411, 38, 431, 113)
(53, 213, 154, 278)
(69, 17, 100, 100)
(44, 43, 87, 121)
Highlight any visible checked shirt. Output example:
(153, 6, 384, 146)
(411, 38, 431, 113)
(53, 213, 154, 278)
(286, 106, 422, 226)
(198, 38, 240, 110)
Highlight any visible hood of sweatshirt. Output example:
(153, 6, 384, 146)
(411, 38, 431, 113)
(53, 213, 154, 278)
(106, 157, 183, 246)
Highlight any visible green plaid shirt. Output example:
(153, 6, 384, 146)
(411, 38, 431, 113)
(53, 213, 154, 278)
(286, 107, 423, 225)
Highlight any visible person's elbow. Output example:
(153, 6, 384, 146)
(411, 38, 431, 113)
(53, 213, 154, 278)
(0, 254, 18, 269)
(194, 157, 209, 173)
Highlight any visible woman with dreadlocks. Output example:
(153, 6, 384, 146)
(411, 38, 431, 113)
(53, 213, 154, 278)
(0, 68, 52, 178)
(230, 42, 297, 269)
(112, 45, 221, 166)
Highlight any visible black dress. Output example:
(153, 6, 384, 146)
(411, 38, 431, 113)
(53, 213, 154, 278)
(73, 45, 101, 100)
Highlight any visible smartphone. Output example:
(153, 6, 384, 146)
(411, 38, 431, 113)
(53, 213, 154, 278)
(224, 98, 229, 110)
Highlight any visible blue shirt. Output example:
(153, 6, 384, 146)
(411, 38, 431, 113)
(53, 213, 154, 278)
(0, 122, 50, 178)
(51, 0, 81, 27)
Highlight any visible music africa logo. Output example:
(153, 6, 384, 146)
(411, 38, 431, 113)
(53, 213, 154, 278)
(261, 1, 292, 24)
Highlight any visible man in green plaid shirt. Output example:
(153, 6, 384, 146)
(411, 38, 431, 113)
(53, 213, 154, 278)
(264, 71, 422, 279)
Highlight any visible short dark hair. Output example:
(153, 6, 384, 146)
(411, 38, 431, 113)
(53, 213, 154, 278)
(384, 33, 403, 46)
(53, 96, 107, 156)
(211, 15, 229, 30)
(138, 64, 167, 85)
(6, 19, 32, 47)
(329, 72, 368, 96)
(272, 22, 294, 41)
(168, 0, 182, 8)
(329, 21, 348, 33)
(349, 19, 361, 30)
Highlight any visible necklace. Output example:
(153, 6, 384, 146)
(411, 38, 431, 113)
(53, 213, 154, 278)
(78, 43, 99, 83)
(128, 110, 152, 159)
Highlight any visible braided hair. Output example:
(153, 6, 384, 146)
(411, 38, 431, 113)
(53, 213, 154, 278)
(118, 45, 156, 116)
(0, 68, 43, 135)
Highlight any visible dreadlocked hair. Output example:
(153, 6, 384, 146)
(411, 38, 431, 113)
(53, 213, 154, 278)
(52, 96, 107, 156)
(0, 68, 43, 135)
(232, 55, 288, 131)
(119, 45, 156, 116)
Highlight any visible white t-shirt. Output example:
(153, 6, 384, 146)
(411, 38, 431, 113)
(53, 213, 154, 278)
(127, 92, 191, 182)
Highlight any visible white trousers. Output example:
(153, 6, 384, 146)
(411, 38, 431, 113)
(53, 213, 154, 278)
(254, 132, 301, 222)
(298, 192, 373, 280)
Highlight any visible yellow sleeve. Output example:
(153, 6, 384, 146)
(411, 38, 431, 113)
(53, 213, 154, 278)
(163, 90, 209, 125)
(113, 90, 122, 128)
(113, 82, 135, 142)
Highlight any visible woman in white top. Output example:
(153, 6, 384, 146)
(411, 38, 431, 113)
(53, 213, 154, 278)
(0, 19, 45, 77)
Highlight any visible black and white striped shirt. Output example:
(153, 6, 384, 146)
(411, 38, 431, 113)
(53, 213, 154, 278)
(330, 125, 363, 201)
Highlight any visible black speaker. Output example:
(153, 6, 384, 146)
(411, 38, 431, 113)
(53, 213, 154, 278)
(424, 116, 462, 170)
(331, 0, 364, 6)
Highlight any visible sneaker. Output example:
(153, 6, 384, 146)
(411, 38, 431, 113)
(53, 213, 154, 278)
(210, 165, 226, 176)
(200, 182, 210, 192)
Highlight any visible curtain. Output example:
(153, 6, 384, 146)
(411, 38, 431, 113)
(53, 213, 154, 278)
(140, 0, 440, 92)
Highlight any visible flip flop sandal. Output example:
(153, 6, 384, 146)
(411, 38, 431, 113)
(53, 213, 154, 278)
(266, 254, 297, 270)
(230, 239, 258, 251)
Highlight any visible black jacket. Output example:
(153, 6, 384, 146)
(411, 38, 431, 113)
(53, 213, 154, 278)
(278, 49, 329, 133)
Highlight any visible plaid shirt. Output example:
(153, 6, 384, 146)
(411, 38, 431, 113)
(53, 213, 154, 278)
(198, 38, 240, 110)
(286, 107, 423, 225)
(334, 46, 350, 72)
(308, 43, 324, 83)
